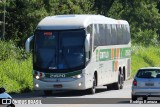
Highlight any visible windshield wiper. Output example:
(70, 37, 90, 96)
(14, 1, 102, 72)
(48, 53, 57, 69)
(60, 48, 71, 69)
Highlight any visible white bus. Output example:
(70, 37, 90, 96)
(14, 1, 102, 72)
(25, 15, 131, 95)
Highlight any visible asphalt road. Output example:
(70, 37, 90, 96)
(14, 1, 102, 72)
(4, 79, 159, 107)
(8, 79, 132, 107)
(12, 79, 132, 99)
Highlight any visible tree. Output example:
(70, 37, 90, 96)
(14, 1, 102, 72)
(107, 0, 160, 46)
(3, 0, 160, 46)
(4, 0, 94, 46)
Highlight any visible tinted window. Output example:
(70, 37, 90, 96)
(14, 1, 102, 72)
(93, 24, 130, 48)
(59, 30, 85, 69)
(136, 69, 160, 78)
(34, 29, 85, 71)
(34, 31, 58, 69)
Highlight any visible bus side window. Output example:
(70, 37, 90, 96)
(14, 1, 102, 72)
(87, 25, 93, 60)
(106, 24, 111, 45)
(111, 24, 117, 45)
(126, 25, 131, 44)
(94, 24, 100, 49)
(117, 24, 123, 45)
(122, 25, 127, 44)
(122, 25, 125, 44)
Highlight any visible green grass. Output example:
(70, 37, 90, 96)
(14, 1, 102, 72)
(0, 41, 33, 93)
(0, 57, 33, 93)
(131, 45, 160, 77)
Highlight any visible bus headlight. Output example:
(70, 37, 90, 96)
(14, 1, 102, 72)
(35, 75, 40, 80)
(72, 74, 83, 79)
(34, 71, 45, 80)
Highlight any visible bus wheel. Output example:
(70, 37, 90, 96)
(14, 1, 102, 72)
(120, 73, 124, 89)
(114, 73, 121, 90)
(87, 76, 96, 94)
(44, 90, 52, 96)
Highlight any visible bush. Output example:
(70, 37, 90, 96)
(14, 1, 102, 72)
(0, 58, 33, 93)
(0, 41, 33, 93)
(0, 40, 29, 61)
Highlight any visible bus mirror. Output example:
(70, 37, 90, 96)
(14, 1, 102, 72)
(25, 35, 34, 53)
(85, 33, 90, 52)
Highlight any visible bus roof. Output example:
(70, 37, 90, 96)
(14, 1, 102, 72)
(37, 14, 129, 30)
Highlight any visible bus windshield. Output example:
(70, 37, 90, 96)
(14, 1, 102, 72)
(34, 29, 85, 71)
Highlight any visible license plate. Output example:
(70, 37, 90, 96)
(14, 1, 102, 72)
(145, 83, 154, 86)
(53, 84, 63, 88)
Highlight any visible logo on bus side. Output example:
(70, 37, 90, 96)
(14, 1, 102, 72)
(99, 51, 109, 59)
(99, 49, 111, 61)
(50, 74, 66, 78)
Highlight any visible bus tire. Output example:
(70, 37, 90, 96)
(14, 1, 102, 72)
(87, 75, 96, 94)
(114, 73, 121, 90)
(120, 73, 124, 89)
(44, 90, 52, 96)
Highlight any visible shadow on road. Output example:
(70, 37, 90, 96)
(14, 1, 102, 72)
(42, 87, 116, 97)
(11, 87, 114, 98)
(10, 88, 136, 104)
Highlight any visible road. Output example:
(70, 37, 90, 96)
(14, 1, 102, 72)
(10, 79, 132, 106)
(5, 79, 159, 107)
(12, 79, 132, 99)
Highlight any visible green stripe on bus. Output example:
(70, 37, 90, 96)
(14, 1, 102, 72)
(96, 47, 131, 61)
(120, 48, 131, 58)
(96, 50, 99, 62)
(99, 49, 111, 61)
(45, 70, 82, 78)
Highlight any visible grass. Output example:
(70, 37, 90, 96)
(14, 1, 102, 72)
(131, 45, 160, 77)
(0, 57, 33, 93)
(0, 41, 33, 93)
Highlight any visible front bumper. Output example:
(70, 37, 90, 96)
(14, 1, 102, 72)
(33, 77, 89, 90)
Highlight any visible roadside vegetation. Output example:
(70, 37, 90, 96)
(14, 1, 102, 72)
(131, 46, 160, 77)
(0, 41, 32, 93)
(1, 0, 160, 93)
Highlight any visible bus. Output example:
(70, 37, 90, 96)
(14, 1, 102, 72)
(25, 15, 131, 95)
